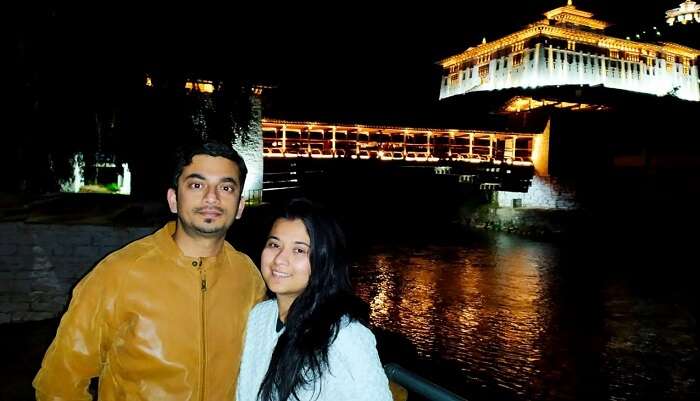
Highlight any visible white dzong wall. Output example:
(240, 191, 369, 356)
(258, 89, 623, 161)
(440, 44, 700, 101)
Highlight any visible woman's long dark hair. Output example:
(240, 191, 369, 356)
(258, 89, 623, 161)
(258, 198, 368, 401)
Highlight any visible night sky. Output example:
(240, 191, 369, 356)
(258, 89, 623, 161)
(11, 1, 684, 123)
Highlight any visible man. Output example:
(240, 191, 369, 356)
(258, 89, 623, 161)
(33, 141, 266, 401)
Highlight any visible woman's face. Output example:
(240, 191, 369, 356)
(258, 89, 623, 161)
(261, 218, 312, 303)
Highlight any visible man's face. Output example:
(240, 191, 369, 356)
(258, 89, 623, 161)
(167, 155, 245, 239)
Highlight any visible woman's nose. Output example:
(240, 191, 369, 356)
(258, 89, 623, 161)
(272, 247, 289, 265)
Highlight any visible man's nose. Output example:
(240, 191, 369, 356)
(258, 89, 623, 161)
(203, 185, 219, 203)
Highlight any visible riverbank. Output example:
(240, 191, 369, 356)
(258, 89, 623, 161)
(463, 205, 590, 239)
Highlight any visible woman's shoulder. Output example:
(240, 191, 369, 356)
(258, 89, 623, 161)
(328, 318, 390, 398)
(249, 299, 277, 321)
(335, 318, 376, 347)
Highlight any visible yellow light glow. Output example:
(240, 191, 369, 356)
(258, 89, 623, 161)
(199, 83, 214, 93)
(185, 80, 215, 93)
(502, 96, 607, 112)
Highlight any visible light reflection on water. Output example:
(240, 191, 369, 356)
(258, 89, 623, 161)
(352, 233, 698, 401)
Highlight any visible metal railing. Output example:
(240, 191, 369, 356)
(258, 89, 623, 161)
(384, 363, 468, 401)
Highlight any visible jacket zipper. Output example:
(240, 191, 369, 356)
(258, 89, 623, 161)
(199, 258, 207, 401)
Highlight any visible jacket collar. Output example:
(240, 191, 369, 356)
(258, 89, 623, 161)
(154, 221, 229, 269)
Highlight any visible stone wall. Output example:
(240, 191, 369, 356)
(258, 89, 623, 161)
(462, 176, 587, 238)
(497, 175, 578, 209)
(0, 223, 156, 323)
(233, 93, 264, 203)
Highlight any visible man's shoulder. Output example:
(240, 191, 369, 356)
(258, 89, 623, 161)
(96, 230, 160, 271)
(221, 242, 258, 270)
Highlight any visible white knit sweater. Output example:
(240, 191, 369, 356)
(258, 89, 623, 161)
(236, 300, 393, 401)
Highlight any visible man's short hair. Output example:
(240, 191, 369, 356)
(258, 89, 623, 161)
(172, 141, 248, 192)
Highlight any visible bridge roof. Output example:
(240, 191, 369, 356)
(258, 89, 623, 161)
(261, 118, 538, 137)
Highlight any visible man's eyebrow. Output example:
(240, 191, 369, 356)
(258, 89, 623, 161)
(183, 174, 238, 186)
(183, 173, 205, 181)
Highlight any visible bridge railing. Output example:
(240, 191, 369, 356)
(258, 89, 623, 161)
(384, 363, 468, 401)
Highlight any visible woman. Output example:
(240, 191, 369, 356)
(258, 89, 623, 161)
(236, 199, 393, 401)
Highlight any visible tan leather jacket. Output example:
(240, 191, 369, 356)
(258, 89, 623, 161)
(33, 222, 266, 401)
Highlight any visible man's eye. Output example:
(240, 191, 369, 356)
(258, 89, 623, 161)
(219, 185, 234, 192)
(190, 182, 203, 189)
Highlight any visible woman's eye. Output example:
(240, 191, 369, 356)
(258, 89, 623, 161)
(294, 248, 308, 255)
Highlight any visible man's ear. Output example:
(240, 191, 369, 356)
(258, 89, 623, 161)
(236, 196, 245, 220)
(167, 188, 178, 214)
